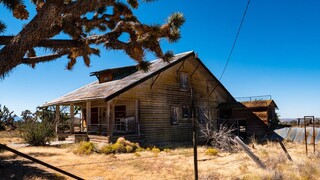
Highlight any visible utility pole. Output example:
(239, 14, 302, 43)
(191, 87, 198, 180)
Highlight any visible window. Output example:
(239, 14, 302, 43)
(171, 106, 179, 125)
(182, 105, 191, 119)
(198, 106, 208, 124)
(179, 72, 189, 90)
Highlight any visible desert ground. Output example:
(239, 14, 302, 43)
(0, 131, 319, 180)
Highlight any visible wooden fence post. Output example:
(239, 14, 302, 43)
(0, 144, 83, 180)
(278, 140, 293, 161)
(234, 136, 266, 169)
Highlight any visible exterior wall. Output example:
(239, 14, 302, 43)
(115, 56, 232, 143)
(219, 102, 277, 138)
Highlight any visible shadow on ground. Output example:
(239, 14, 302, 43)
(0, 156, 66, 180)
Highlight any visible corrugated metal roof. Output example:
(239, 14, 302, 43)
(272, 127, 320, 144)
(43, 51, 195, 106)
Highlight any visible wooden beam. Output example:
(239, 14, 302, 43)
(135, 99, 140, 135)
(278, 140, 293, 161)
(80, 106, 84, 132)
(176, 60, 185, 74)
(190, 63, 200, 78)
(55, 105, 60, 133)
(234, 136, 266, 169)
(86, 101, 91, 133)
(70, 103, 74, 134)
(0, 144, 84, 180)
(106, 101, 110, 139)
(150, 73, 161, 89)
(108, 100, 116, 137)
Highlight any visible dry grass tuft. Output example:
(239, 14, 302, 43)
(204, 148, 218, 156)
(73, 141, 96, 155)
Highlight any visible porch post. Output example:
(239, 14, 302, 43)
(80, 106, 84, 132)
(107, 100, 115, 137)
(135, 99, 140, 135)
(106, 101, 110, 140)
(70, 103, 74, 134)
(55, 105, 60, 133)
(86, 101, 91, 133)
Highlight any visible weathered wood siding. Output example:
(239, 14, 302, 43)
(115, 56, 231, 143)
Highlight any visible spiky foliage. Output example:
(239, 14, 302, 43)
(0, 0, 185, 78)
(0, 104, 16, 130)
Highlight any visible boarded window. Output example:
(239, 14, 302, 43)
(182, 105, 191, 119)
(171, 106, 179, 125)
(198, 106, 208, 124)
(179, 72, 188, 90)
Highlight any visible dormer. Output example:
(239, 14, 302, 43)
(90, 65, 138, 83)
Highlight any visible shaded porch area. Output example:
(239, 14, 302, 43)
(54, 98, 141, 142)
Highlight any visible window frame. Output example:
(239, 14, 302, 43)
(179, 71, 189, 91)
(171, 106, 179, 125)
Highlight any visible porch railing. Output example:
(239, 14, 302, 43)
(113, 119, 137, 134)
(86, 121, 139, 135)
(87, 124, 108, 135)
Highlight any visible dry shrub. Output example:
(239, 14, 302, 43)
(267, 170, 284, 180)
(135, 147, 145, 152)
(242, 173, 261, 180)
(151, 147, 160, 153)
(297, 160, 320, 180)
(200, 123, 238, 153)
(239, 164, 249, 174)
(101, 137, 140, 154)
(265, 154, 287, 169)
(74, 141, 96, 155)
(204, 148, 218, 156)
(134, 152, 141, 157)
(199, 172, 221, 180)
(163, 148, 171, 153)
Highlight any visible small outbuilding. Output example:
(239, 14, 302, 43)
(218, 98, 279, 138)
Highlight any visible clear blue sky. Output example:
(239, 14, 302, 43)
(0, 0, 319, 118)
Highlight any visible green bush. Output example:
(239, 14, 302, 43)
(135, 147, 145, 152)
(74, 142, 95, 154)
(126, 145, 134, 153)
(134, 152, 141, 157)
(205, 148, 218, 156)
(163, 148, 171, 153)
(101, 145, 114, 154)
(20, 121, 55, 146)
(101, 137, 140, 154)
(111, 142, 127, 153)
(151, 147, 160, 154)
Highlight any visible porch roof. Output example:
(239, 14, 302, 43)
(43, 51, 195, 106)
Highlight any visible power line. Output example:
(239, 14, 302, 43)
(219, 0, 251, 80)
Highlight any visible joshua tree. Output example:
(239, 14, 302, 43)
(0, 104, 16, 130)
(0, 0, 185, 78)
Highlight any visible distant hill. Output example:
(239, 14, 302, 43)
(280, 118, 298, 122)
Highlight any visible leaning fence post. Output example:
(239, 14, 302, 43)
(0, 143, 84, 180)
(233, 136, 266, 169)
(278, 140, 293, 161)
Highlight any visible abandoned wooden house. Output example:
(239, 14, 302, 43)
(218, 98, 279, 138)
(43, 51, 237, 143)
(43, 51, 279, 143)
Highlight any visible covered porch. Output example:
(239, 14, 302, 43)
(54, 98, 141, 141)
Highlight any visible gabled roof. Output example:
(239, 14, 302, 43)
(43, 51, 235, 106)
